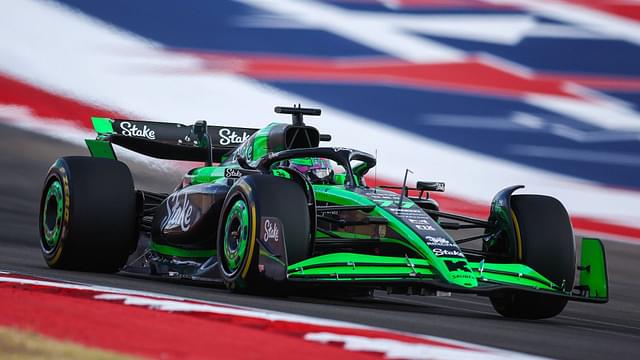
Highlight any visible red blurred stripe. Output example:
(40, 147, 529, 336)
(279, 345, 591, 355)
(560, 0, 640, 23)
(0, 73, 123, 128)
(0, 283, 380, 359)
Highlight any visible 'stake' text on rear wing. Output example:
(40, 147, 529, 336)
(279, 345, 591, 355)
(86, 117, 258, 164)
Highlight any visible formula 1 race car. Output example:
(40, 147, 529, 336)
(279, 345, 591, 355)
(39, 106, 608, 319)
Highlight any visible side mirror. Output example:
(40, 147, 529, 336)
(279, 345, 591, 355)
(417, 181, 445, 192)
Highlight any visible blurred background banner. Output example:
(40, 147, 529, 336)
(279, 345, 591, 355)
(1, 0, 639, 240)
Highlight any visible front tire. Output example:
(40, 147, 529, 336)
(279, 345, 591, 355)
(217, 174, 311, 292)
(39, 157, 138, 272)
(490, 195, 575, 319)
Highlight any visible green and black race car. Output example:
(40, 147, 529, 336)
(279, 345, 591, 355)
(39, 106, 608, 319)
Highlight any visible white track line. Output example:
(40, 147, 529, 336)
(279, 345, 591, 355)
(0, 271, 545, 359)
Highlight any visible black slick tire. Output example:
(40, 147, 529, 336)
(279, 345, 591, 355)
(217, 174, 310, 292)
(39, 156, 137, 272)
(490, 195, 576, 319)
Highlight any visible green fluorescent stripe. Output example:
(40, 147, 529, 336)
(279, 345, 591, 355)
(289, 262, 432, 273)
(85, 139, 116, 160)
(288, 266, 433, 277)
(252, 131, 269, 160)
(42, 180, 63, 248)
(189, 166, 226, 185)
(468, 262, 556, 290)
(476, 269, 555, 290)
(150, 241, 215, 258)
(289, 274, 435, 280)
(579, 238, 608, 299)
(223, 199, 249, 271)
(289, 252, 432, 269)
(91, 117, 114, 134)
(287, 253, 435, 278)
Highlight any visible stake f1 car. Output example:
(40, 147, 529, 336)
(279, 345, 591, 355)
(39, 106, 608, 319)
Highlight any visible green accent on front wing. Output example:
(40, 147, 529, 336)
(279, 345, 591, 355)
(288, 253, 435, 280)
(288, 253, 558, 292)
(91, 117, 114, 134)
(42, 180, 64, 248)
(468, 262, 557, 291)
(150, 241, 216, 258)
(578, 238, 608, 300)
(85, 139, 117, 160)
(223, 199, 250, 271)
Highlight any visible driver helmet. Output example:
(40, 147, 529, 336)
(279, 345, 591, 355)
(288, 157, 334, 184)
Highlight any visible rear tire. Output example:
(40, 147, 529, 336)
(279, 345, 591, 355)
(39, 157, 137, 272)
(217, 174, 310, 292)
(490, 195, 575, 319)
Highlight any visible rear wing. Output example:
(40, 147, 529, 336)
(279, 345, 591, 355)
(86, 117, 258, 163)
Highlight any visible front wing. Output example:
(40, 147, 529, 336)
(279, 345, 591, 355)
(286, 238, 608, 303)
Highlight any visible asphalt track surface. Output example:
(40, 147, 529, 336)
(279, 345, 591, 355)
(1, 122, 639, 359)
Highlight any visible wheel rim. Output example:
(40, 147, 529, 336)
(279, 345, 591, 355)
(223, 199, 250, 273)
(42, 180, 64, 250)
